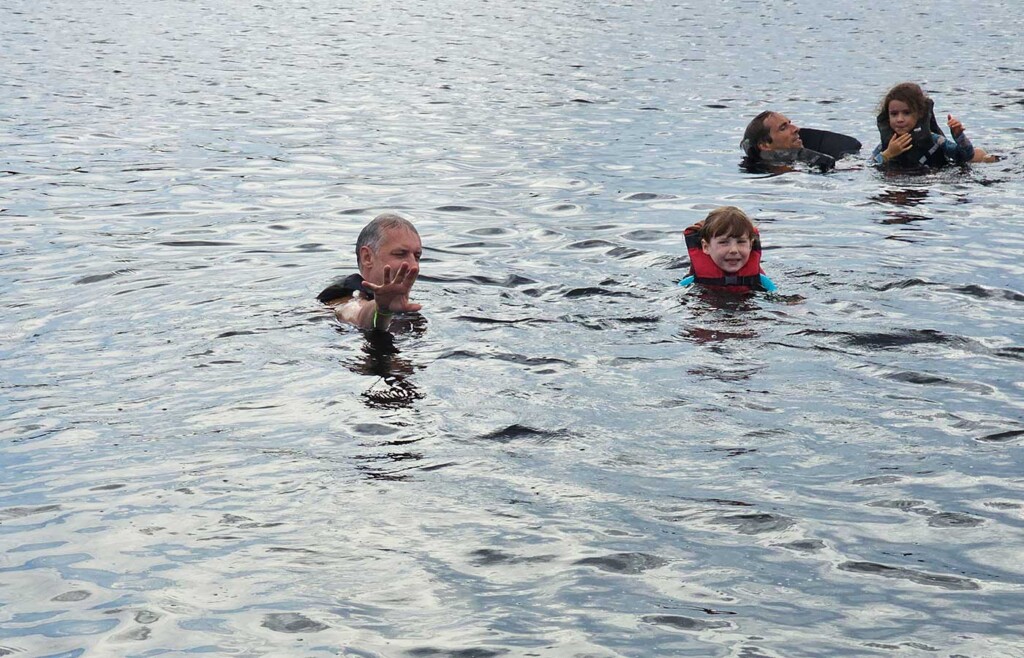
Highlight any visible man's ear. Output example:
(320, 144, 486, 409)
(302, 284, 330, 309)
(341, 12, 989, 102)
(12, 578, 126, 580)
(358, 245, 374, 271)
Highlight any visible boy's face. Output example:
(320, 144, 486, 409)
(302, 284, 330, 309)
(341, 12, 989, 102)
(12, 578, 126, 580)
(702, 233, 752, 274)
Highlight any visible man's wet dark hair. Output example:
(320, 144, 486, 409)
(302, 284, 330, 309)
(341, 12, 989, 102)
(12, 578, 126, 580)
(355, 213, 419, 261)
(741, 111, 774, 159)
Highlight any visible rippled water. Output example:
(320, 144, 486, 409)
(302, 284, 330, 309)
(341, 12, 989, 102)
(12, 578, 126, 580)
(3, 0, 1023, 656)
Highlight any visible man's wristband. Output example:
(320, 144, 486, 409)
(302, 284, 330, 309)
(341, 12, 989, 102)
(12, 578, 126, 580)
(372, 305, 393, 329)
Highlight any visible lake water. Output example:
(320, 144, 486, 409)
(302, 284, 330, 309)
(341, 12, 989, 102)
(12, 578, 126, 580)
(2, 0, 1023, 656)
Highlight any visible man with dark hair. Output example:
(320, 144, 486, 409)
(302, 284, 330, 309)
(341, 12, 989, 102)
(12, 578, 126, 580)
(741, 110, 861, 171)
(317, 212, 422, 331)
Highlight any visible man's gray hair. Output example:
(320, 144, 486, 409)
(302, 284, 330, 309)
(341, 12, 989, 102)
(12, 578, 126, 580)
(355, 212, 419, 260)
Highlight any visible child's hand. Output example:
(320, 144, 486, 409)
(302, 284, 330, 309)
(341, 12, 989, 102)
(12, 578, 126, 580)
(882, 133, 913, 161)
(947, 114, 964, 138)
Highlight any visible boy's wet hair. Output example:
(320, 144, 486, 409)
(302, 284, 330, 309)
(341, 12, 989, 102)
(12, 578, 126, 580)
(879, 82, 928, 121)
(700, 206, 756, 241)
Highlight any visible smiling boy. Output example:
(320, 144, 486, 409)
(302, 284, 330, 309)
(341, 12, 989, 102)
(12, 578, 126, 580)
(679, 206, 776, 293)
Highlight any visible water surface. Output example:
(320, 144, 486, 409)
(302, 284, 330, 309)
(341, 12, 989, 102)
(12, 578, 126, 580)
(2, 0, 1023, 656)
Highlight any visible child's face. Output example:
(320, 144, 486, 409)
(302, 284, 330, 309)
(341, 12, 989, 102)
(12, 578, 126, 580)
(702, 233, 752, 274)
(887, 100, 919, 135)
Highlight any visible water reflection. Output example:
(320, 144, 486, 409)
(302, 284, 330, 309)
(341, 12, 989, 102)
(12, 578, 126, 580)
(873, 188, 932, 225)
(342, 316, 427, 410)
(677, 290, 761, 345)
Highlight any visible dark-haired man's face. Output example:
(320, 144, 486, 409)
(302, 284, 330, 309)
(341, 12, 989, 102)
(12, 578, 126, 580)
(762, 113, 803, 151)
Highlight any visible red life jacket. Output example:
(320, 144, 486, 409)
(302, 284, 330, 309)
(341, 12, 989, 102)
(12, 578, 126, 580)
(684, 222, 765, 293)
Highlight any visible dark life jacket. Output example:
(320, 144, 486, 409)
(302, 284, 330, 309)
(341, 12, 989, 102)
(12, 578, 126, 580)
(798, 128, 862, 159)
(684, 223, 765, 293)
(876, 98, 950, 168)
(317, 273, 373, 303)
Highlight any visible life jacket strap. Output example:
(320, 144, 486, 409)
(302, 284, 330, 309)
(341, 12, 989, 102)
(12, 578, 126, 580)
(918, 135, 944, 165)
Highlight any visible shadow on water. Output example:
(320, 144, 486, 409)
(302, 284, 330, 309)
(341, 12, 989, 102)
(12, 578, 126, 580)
(872, 187, 932, 224)
(340, 315, 427, 410)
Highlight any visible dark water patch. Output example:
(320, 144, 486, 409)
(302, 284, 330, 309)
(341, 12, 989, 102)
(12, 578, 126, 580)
(216, 330, 255, 338)
(563, 286, 632, 298)
(868, 499, 926, 510)
(434, 205, 477, 212)
(261, 612, 328, 634)
(873, 278, 935, 291)
(134, 610, 159, 624)
(574, 552, 667, 574)
(465, 227, 512, 236)
(928, 513, 984, 528)
(455, 315, 544, 325)
(949, 284, 1024, 302)
(419, 273, 536, 287)
(0, 504, 61, 520)
(666, 497, 753, 509)
(267, 547, 319, 554)
(565, 239, 617, 250)
(622, 229, 670, 241)
(992, 347, 1024, 361)
(158, 240, 238, 247)
(703, 103, 729, 109)
(445, 241, 511, 251)
(975, 429, 1024, 443)
(476, 424, 567, 444)
(852, 475, 902, 485)
(74, 269, 133, 285)
(733, 647, 778, 658)
(468, 549, 555, 566)
(114, 626, 151, 641)
(407, 648, 507, 658)
(490, 353, 572, 367)
(622, 192, 677, 201)
(606, 246, 647, 259)
(89, 484, 125, 491)
(642, 614, 733, 631)
(708, 446, 758, 457)
(418, 461, 456, 472)
(882, 370, 994, 394)
(808, 328, 956, 350)
(52, 590, 92, 602)
(711, 513, 794, 535)
(351, 423, 400, 436)
(838, 561, 979, 590)
(776, 539, 826, 552)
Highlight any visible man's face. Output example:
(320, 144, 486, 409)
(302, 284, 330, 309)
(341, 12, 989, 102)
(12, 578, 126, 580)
(361, 227, 422, 286)
(702, 233, 752, 274)
(762, 113, 802, 151)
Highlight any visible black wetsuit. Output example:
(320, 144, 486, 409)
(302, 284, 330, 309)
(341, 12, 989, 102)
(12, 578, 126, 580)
(317, 273, 373, 303)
